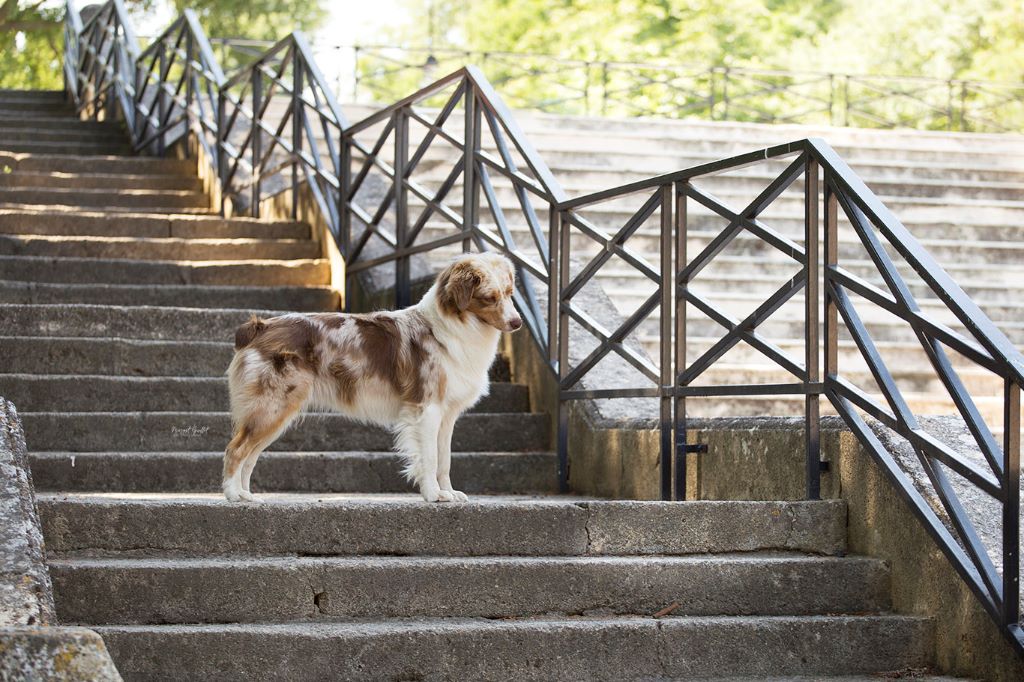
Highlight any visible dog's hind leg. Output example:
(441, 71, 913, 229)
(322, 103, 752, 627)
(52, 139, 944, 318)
(223, 384, 309, 502)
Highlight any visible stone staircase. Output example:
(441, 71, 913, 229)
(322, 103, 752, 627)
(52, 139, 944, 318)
(0, 89, 965, 679)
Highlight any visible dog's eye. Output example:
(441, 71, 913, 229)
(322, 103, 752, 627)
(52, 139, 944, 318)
(477, 294, 497, 306)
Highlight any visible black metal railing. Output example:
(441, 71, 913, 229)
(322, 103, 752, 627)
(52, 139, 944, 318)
(64, 1, 1022, 653)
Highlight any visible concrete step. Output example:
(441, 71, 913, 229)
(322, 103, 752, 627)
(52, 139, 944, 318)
(1, 304, 291, 341)
(37, 494, 846, 557)
(0, 171, 202, 191)
(0, 89, 66, 103)
(0, 335, 512, 378)
(18, 411, 550, 452)
(0, 375, 528, 413)
(0, 186, 208, 209)
(50, 553, 890, 624)
(0, 209, 309, 239)
(29, 450, 555, 495)
(0, 127, 128, 145)
(0, 336, 232, 376)
(0, 116, 123, 132)
(533, 159, 1024, 193)
(0, 104, 74, 118)
(0, 140, 132, 155)
(0, 255, 330, 286)
(0, 152, 193, 175)
(0, 234, 319, 261)
(0, 280, 340, 310)
(411, 156, 1024, 202)
(88, 615, 932, 680)
(0, 201, 213, 214)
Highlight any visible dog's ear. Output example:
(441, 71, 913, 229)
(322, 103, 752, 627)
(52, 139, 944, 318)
(439, 260, 480, 313)
(450, 262, 480, 311)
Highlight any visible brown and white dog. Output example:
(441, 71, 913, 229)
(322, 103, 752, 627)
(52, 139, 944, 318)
(222, 252, 523, 503)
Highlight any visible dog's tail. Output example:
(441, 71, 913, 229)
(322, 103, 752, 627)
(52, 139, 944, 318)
(234, 314, 267, 350)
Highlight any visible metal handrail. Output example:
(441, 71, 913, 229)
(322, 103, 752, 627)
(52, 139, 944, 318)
(64, 1, 1022, 654)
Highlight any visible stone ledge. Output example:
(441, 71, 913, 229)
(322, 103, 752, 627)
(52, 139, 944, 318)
(0, 627, 121, 681)
(0, 397, 122, 680)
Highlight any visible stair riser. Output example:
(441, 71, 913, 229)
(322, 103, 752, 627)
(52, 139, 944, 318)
(0, 237, 318, 261)
(38, 498, 847, 557)
(0, 117, 122, 131)
(638, 272, 1024, 307)
(0, 336, 510, 377)
(0, 213, 309, 239)
(29, 451, 556, 495)
(0, 281, 339, 311)
(0, 306, 332, 342)
(0, 256, 329, 286)
(0, 190, 208, 209)
(91, 616, 932, 681)
(0, 152, 192, 175)
(0, 337, 231, 376)
(535, 148, 1024, 183)
(423, 222, 1024, 266)
(411, 161, 1024, 202)
(19, 412, 550, 453)
(0, 105, 74, 118)
(1, 376, 527, 413)
(0, 128, 128, 144)
(0, 173, 202, 191)
(551, 167, 1024, 198)
(51, 556, 890, 624)
(0, 142, 132, 155)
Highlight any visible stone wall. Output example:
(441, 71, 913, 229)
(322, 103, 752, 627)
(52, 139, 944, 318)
(0, 397, 122, 681)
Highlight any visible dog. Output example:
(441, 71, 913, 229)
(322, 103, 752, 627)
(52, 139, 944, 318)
(221, 252, 523, 503)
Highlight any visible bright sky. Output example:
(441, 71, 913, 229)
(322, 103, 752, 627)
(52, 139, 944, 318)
(112, 0, 407, 47)
(68, 0, 409, 95)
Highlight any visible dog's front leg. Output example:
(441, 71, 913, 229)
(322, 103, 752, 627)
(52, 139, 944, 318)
(415, 405, 449, 503)
(436, 409, 468, 502)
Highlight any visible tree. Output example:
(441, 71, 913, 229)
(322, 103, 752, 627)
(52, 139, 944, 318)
(1, 0, 328, 90)
(1, 1, 65, 89)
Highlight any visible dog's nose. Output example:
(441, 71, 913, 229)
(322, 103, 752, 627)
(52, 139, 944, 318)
(509, 317, 523, 331)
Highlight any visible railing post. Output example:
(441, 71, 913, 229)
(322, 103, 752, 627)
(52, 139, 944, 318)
(823, 173, 839, 383)
(216, 88, 227, 216)
(462, 82, 480, 253)
(675, 181, 689, 500)
(547, 205, 559, 369)
(660, 183, 674, 502)
(394, 108, 410, 309)
(804, 155, 821, 500)
(184, 33, 194, 158)
(157, 41, 167, 156)
(251, 66, 261, 219)
(557, 209, 571, 494)
(340, 133, 353, 311)
(1003, 379, 1021, 626)
(292, 52, 303, 221)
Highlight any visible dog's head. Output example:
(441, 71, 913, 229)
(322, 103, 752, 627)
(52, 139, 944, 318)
(436, 253, 523, 333)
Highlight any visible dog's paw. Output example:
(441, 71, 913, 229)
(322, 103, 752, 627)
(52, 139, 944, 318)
(222, 480, 243, 502)
(450, 490, 469, 503)
(239, 490, 259, 503)
(420, 484, 441, 503)
(436, 490, 455, 503)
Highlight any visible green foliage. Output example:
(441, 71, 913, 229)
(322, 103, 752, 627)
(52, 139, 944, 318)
(2, 0, 328, 91)
(361, 0, 1023, 130)
(171, 0, 325, 41)
(0, 1, 64, 89)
